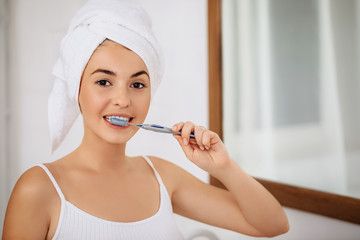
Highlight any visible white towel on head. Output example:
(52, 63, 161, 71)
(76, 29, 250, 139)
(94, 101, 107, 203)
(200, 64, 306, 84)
(48, 0, 164, 153)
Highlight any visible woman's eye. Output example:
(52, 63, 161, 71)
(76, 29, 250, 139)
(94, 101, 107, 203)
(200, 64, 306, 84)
(96, 80, 110, 86)
(132, 82, 145, 89)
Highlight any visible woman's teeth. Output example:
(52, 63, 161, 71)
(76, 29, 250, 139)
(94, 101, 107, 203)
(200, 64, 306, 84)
(104, 116, 131, 126)
(105, 116, 130, 121)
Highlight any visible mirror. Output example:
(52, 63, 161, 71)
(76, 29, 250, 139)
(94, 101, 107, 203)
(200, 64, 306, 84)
(208, 0, 360, 224)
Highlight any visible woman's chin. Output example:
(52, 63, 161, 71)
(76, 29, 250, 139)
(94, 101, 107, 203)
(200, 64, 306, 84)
(83, 125, 138, 146)
(100, 134, 131, 145)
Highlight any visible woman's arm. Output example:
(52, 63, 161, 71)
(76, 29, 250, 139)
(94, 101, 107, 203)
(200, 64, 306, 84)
(2, 167, 54, 240)
(167, 122, 289, 237)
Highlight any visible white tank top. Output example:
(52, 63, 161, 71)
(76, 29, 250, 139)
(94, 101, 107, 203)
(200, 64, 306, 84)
(37, 156, 184, 240)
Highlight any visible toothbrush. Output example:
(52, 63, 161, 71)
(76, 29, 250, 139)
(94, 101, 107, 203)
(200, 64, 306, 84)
(106, 117, 195, 138)
(128, 123, 195, 138)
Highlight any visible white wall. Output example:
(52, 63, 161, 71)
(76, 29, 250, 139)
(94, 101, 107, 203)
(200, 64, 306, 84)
(0, 0, 9, 235)
(2, 0, 360, 239)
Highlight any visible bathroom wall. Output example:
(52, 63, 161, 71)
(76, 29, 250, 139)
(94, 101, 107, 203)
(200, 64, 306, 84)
(0, 0, 9, 234)
(2, 0, 360, 238)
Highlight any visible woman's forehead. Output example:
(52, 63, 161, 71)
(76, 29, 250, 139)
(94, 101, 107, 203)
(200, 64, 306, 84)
(85, 42, 149, 77)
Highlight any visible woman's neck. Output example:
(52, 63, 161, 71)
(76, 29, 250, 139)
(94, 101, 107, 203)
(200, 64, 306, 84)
(74, 132, 129, 171)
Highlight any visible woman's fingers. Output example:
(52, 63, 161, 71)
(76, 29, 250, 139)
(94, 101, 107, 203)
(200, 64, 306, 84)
(194, 126, 206, 150)
(179, 121, 194, 145)
(202, 130, 212, 150)
(173, 121, 215, 151)
(172, 121, 195, 146)
(172, 122, 184, 132)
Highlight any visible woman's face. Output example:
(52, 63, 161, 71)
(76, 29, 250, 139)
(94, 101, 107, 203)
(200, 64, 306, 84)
(78, 40, 151, 145)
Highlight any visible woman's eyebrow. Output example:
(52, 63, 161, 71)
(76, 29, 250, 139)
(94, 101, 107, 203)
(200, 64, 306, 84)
(91, 69, 148, 78)
(91, 69, 116, 76)
(131, 70, 149, 78)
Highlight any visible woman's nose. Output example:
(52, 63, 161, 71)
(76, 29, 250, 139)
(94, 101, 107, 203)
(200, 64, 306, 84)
(111, 88, 131, 108)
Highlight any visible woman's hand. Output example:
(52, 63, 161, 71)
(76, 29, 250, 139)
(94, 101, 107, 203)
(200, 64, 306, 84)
(172, 121, 233, 174)
(171, 121, 289, 237)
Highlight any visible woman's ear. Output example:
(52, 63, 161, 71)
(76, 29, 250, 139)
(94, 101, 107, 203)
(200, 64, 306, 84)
(78, 77, 83, 114)
(78, 102, 82, 114)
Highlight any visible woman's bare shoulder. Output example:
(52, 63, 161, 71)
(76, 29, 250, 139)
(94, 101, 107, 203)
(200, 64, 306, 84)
(9, 165, 58, 207)
(147, 155, 183, 175)
(3, 165, 58, 239)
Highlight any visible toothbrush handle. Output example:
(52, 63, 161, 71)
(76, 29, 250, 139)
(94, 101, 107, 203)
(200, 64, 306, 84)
(142, 124, 195, 138)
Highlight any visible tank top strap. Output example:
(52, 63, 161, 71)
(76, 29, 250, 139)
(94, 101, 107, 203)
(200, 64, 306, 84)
(141, 156, 165, 186)
(36, 164, 66, 201)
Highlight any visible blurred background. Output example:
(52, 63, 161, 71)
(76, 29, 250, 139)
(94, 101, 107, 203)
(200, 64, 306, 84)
(222, 0, 360, 198)
(0, 0, 360, 239)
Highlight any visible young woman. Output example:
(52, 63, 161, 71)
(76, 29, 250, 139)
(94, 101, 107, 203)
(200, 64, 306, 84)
(3, 1, 289, 239)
